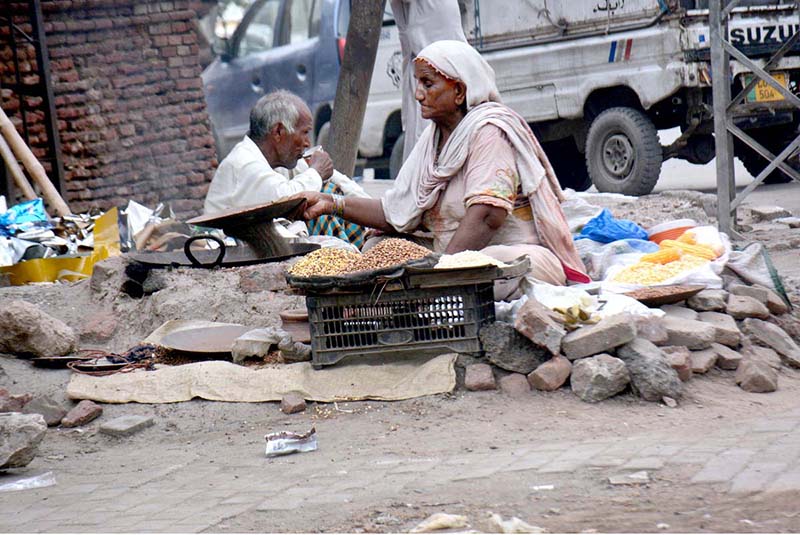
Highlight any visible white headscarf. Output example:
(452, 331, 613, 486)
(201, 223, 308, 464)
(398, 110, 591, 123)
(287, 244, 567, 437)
(381, 40, 586, 279)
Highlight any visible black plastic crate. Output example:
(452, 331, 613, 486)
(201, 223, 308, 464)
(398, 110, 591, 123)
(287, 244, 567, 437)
(307, 283, 495, 368)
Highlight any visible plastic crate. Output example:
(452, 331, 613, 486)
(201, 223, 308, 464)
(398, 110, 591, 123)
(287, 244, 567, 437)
(306, 282, 495, 368)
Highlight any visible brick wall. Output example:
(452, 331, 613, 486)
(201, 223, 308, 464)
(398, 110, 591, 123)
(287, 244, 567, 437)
(1, 0, 217, 218)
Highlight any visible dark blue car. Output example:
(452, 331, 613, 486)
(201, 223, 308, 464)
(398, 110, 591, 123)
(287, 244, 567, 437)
(202, 0, 349, 159)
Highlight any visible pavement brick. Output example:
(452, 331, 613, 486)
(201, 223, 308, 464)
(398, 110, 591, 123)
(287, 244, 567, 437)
(499, 451, 559, 472)
(586, 457, 627, 467)
(622, 457, 666, 470)
(751, 418, 798, 433)
(767, 468, 800, 492)
(256, 496, 304, 511)
(730, 462, 787, 493)
(691, 448, 755, 483)
(538, 458, 587, 473)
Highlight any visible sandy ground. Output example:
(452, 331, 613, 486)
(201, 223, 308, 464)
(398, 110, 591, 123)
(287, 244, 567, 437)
(2, 185, 800, 533)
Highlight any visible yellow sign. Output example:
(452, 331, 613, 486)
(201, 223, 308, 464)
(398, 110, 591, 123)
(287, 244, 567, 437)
(746, 72, 788, 103)
(1, 207, 121, 285)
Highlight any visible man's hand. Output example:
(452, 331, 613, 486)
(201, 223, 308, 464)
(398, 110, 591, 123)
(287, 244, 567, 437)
(288, 191, 333, 220)
(308, 149, 334, 180)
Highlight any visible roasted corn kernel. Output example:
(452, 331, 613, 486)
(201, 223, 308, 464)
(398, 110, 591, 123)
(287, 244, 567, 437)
(288, 248, 360, 277)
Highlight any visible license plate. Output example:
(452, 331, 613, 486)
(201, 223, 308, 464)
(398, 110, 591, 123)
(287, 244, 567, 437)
(745, 72, 788, 103)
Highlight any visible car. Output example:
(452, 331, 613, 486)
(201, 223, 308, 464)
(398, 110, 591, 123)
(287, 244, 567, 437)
(202, 0, 350, 159)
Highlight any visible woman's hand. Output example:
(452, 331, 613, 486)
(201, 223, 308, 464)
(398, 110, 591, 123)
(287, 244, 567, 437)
(287, 192, 332, 220)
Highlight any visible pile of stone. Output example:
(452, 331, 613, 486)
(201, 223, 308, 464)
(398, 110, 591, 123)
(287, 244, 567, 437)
(466, 279, 798, 403)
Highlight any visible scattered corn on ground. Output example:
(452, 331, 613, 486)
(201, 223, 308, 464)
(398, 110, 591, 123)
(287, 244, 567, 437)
(613, 254, 709, 284)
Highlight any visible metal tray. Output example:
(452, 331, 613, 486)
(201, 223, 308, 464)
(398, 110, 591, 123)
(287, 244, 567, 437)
(130, 241, 319, 269)
(186, 197, 306, 231)
(623, 284, 706, 307)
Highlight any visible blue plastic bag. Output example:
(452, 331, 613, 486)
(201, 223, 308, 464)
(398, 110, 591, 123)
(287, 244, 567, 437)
(574, 208, 648, 244)
(0, 198, 52, 237)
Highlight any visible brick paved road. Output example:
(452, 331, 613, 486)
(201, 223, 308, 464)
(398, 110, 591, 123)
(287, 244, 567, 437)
(3, 404, 799, 533)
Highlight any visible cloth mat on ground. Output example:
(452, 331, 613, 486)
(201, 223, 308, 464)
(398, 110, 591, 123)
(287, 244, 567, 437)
(66, 354, 457, 404)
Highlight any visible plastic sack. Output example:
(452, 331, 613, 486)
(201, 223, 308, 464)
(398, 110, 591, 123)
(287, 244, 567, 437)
(0, 198, 52, 237)
(727, 242, 792, 310)
(0, 207, 121, 285)
(265, 427, 317, 457)
(575, 209, 648, 243)
(0, 471, 56, 493)
(561, 193, 603, 233)
(575, 238, 658, 281)
(602, 226, 732, 293)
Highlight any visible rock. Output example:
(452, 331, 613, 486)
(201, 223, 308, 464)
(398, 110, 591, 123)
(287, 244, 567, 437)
(21, 396, 67, 426)
(527, 356, 572, 392)
(617, 338, 682, 402)
(662, 396, 678, 408)
(278, 338, 312, 363)
(570, 354, 629, 402)
(770, 314, 800, 340)
(498, 373, 531, 397)
(690, 349, 717, 374)
(514, 298, 566, 355)
(726, 295, 770, 320)
(79, 312, 118, 342)
(662, 316, 715, 350)
(735, 360, 778, 393)
(454, 354, 483, 390)
(280, 392, 307, 414)
(480, 322, 548, 374)
(747, 205, 792, 222)
(89, 255, 126, 296)
(761, 287, 789, 315)
(776, 216, 800, 228)
(711, 343, 743, 370)
(741, 343, 783, 371)
(661, 346, 693, 382)
(0, 300, 78, 358)
(697, 311, 741, 347)
(61, 400, 103, 428)
(141, 270, 170, 295)
(99, 415, 155, 437)
(238, 264, 289, 293)
(741, 318, 800, 368)
(633, 316, 669, 346)
(561, 314, 636, 361)
(0, 388, 32, 413)
(465, 363, 496, 391)
(687, 289, 728, 312)
(608, 470, 650, 485)
(0, 413, 47, 469)
(660, 305, 698, 321)
(729, 284, 769, 305)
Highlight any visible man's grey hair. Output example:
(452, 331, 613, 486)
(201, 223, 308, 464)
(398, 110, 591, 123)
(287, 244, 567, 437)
(249, 90, 308, 140)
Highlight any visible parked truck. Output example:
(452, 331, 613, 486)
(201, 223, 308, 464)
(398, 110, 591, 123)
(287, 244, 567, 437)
(362, 0, 800, 194)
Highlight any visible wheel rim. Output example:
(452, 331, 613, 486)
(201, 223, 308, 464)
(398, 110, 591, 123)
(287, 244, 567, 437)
(601, 133, 634, 179)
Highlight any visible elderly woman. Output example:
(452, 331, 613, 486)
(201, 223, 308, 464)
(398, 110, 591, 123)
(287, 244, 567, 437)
(299, 40, 587, 287)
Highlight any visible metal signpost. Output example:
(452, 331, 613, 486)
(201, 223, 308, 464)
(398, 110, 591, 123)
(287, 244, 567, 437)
(711, 0, 800, 237)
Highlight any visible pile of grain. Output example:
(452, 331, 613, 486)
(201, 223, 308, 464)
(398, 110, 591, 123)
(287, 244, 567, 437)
(288, 238, 432, 277)
(288, 248, 361, 277)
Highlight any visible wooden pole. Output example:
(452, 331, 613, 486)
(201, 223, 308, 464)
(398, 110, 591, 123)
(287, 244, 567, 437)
(0, 106, 71, 216)
(0, 134, 37, 201)
(328, 0, 388, 177)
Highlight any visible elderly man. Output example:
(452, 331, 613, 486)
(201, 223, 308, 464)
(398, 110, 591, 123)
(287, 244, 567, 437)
(204, 90, 368, 246)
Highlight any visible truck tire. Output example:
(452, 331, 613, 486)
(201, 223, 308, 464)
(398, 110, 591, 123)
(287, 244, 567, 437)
(585, 107, 662, 196)
(389, 132, 405, 180)
(736, 128, 796, 185)
(544, 137, 592, 192)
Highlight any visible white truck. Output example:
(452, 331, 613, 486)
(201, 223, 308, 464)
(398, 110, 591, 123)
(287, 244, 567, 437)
(360, 0, 799, 195)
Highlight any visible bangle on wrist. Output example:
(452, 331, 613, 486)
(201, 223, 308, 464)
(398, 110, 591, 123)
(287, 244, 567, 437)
(331, 193, 345, 218)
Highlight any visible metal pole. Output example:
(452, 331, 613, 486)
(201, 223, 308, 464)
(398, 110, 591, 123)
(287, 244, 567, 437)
(710, 0, 736, 236)
(327, 0, 388, 177)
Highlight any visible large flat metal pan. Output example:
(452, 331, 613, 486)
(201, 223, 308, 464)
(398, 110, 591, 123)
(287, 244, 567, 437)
(129, 242, 319, 268)
(186, 197, 306, 231)
(158, 325, 255, 354)
(623, 284, 706, 307)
